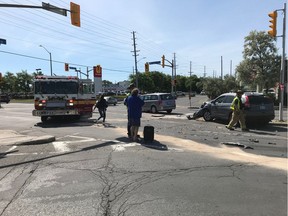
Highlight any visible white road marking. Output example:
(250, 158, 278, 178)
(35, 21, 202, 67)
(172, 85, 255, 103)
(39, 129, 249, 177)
(52, 141, 70, 152)
(112, 143, 139, 151)
(6, 146, 17, 153)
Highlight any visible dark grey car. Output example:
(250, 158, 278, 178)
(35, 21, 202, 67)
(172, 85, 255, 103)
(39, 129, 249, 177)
(200, 92, 275, 124)
(0, 95, 10, 104)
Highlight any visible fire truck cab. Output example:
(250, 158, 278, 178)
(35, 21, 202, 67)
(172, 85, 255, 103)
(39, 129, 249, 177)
(32, 76, 96, 122)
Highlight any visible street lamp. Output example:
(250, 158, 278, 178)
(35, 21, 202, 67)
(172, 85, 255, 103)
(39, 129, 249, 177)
(39, 45, 53, 76)
(135, 57, 146, 88)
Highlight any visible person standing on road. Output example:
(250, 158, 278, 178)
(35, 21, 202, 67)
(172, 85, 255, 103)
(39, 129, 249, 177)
(124, 83, 135, 138)
(226, 90, 249, 131)
(127, 88, 144, 142)
(94, 94, 108, 123)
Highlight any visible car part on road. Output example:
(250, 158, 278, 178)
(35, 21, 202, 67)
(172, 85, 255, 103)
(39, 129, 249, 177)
(221, 142, 254, 149)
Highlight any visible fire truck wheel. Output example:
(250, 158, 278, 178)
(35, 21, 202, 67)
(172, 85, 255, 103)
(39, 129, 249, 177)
(41, 116, 48, 123)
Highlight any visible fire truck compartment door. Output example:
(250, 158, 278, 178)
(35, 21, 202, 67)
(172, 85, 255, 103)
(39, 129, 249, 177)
(32, 109, 79, 116)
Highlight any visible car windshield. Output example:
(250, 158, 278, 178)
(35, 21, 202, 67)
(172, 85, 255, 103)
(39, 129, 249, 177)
(160, 94, 173, 100)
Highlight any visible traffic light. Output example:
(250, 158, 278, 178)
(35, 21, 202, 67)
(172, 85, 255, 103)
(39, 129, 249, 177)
(145, 63, 149, 73)
(161, 55, 165, 68)
(268, 11, 277, 37)
(65, 63, 69, 71)
(70, 2, 80, 27)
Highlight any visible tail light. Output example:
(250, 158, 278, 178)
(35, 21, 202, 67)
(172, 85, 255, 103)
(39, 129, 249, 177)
(38, 100, 47, 107)
(244, 96, 250, 108)
(67, 99, 74, 106)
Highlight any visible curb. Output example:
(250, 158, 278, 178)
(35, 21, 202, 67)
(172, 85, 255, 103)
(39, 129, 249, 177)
(17, 135, 56, 145)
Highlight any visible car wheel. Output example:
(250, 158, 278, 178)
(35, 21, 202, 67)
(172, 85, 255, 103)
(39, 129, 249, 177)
(203, 110, 212, 121)
(151, 106, 157, 113)
(167, 109, 172, 114)
(41, 116, 48, 123)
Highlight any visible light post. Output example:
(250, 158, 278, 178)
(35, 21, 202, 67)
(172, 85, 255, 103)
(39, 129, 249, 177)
(135, 57, 146, 88)
(39, 45, 53, 76)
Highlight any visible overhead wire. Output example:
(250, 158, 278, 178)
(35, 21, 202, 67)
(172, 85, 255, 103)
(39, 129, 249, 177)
(0, 0, 205, 77)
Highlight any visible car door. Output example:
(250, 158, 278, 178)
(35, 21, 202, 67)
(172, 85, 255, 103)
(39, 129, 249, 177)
(221, 95, 234, 120)
(141, 95, 151, 112)
(211, 96, 226, 119)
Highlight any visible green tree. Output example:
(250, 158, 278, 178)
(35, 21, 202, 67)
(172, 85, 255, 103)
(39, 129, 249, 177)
(236, 30, 281, 90)
(185, 75, 200, 93)
(15, 70, 33, 93)
(2, 72, 17, 93)
(202, 76, 239, 99)
(102, 80, 113, 87)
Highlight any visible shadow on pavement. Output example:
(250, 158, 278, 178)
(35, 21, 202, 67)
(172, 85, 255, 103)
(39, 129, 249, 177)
(0, 136, 167, 169)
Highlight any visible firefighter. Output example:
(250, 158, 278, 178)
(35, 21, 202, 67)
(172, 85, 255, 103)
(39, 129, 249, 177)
(226, 90, 249, 131)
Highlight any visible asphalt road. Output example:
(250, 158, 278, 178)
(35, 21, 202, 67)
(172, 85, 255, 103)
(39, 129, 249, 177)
(0, 96, 287, 216)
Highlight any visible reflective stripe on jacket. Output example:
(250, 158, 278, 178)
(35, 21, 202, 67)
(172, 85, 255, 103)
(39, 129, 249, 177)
(230, 97, 240, 111)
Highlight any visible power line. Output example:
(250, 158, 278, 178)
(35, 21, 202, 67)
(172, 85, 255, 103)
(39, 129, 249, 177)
(0, 50, 131, 74)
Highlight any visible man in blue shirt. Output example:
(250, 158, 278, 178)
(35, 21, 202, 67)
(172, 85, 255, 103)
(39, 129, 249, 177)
(127, 88, 144, 141)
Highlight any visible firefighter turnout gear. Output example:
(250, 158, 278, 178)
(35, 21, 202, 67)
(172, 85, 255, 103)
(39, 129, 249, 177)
(226, 91, 248, 131)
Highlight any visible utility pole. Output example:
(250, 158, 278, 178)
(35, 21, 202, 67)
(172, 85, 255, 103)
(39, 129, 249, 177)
(203, 66, 206, 77)
(173, 53, 176, 94)
(132, 31, 139, 88)
(221, 56, 223, 80)
(230, 60, 232, 76)
(189, 61, 192, 107)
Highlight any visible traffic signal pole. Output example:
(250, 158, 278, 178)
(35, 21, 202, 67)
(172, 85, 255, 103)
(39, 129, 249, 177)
(269, 4, 287, 121)
(278, 3, 286, 121)
(277, 3, 286, 122)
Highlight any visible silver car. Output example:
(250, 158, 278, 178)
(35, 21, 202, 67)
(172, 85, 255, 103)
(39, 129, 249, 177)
(104, 96, 117, 106)
(140, 93, 176, 113)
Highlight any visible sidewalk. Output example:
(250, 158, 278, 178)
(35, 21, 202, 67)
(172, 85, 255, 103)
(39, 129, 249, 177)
(0, 130, 55, 146)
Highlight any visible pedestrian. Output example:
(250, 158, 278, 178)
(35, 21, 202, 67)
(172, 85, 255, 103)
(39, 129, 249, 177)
(124, 83, 135, 138)
(127, 88, 144, 142)
(226, 90, 249, 131)
(94, 94, 108, 122)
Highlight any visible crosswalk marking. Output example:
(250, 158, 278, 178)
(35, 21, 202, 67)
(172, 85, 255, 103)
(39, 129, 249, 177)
(52, 141, 70, 152)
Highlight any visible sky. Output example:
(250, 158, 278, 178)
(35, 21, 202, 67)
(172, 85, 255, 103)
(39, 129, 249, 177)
(0, 0, 287, 83)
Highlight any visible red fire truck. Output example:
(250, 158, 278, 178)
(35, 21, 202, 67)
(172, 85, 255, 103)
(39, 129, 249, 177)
(32, 76, 96, 122)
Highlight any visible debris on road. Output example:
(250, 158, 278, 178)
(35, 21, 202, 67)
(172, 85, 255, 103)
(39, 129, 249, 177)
(221, 142, 254, 149)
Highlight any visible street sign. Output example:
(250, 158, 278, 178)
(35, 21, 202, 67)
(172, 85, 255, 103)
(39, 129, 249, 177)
(0, 38, 6, 45)
(69, 67, 77, 70)
(42, 2, 67, 16)
(149, 61, 161, 65)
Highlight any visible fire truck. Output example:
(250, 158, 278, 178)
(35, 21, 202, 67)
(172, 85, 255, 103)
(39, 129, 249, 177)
(32, 76, 96, 122)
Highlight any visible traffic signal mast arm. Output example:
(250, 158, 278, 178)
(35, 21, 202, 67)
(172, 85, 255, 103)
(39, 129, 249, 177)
(0, 2, 80, 27)
(163, 59, 173, 68)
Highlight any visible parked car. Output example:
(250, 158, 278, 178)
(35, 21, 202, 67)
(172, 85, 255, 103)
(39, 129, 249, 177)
(104, 96, 117, 106)
(140, 93, 176, 113)
(176, 91, 185, 96)
(194, 92, 274, 124)
(0, 95, 10, 103)
(200, 90, 206, 95)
